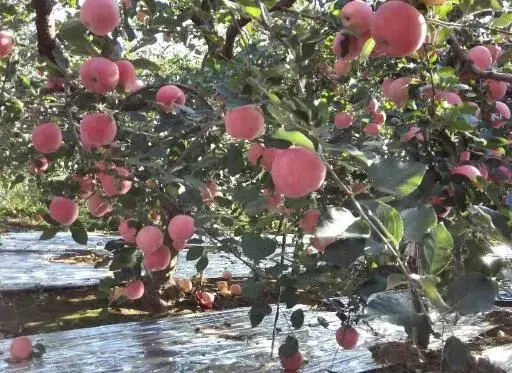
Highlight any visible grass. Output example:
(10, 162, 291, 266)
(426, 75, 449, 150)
(0, 175, 112, 232)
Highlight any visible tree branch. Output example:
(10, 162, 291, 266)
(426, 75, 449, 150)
(221, 0, 297, 60)
(32, 0, 57, 62)
(190, 1, 225, 58)
(448, 33, 512, 83)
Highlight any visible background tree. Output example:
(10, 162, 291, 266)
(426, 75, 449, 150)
(1, 0, 512, 369)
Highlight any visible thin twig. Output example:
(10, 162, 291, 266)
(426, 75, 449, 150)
(270, 286, 282, 358)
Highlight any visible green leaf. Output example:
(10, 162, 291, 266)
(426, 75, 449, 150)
(420, 223, 453, 275)
(272, 128, 315, 151)
(445, 273, 497, 315)
(290, 309, 304, 329)
(9, 174, 25, 190)
(316, 207, 357, 238)
(322, 238, 366, 267)
(40, 227, 58, 240)
(368, 158, 426, 197)
(416, 275, 449, 311)
(249, 303, 272, 327)
(359, 37, 375, 61)
(242, 278, 263, 300)
(70, 220, 88, 245)
(131, 58, 159, 71)
(244, 5, 261, 18)
(401, 205, 437, 242)
(226, 143, 245, 175)
(196, 254, 209, 273)
(362, 200, 404, 246)
(281, 287, 299, 308)
(484, 137, 510, 149)
(492, 12, 512, 28)
(186, 246, 204, 261)
(278, 335, 299, 358)
(366, 292, 418, 329)
(443, 336, 471, 371)
(241, 233, 277, 262)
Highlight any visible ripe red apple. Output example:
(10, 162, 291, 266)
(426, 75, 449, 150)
(334, 112, 353, 129)
(9, 336, 32, 362)
(168, 214, 196, 241)
(80, 0, 120, 36)
(124, 280, 144, 300)
(332, 32, 369, 60)
(0, 32, 14, 59)
(156, 85, 186, 112)
(217, 281, 229, 292)
(372, 111, 386, 126)
(467, 46, 493, 71)
(300, 209, 321, 234)
(99, 167, 132, 196)
(86, 193, 112, 217)
(367, 98, 379, 113)
(334, 59, 351, 77)
(45, 76, 65, 91)
(72, 175, 94, 198)
(264, 189, 283, 210)
(496, 101, 511, 119)
(486, 45, 502, 64)
(340, 0, 373, 36)
(336, 327, 359, 349)
(490, 101, 511, 128)
(79, 57, 119, 94)
(224, 104, 265, 140)
(388, 77, 412, 107)
(222, 270, 232, 280)
(401, 126, 424, 142)
(49, 196, 79, 226)
(381, 78, 393, 98)
(459, 151, 471, 162)
(28, 157, 49, 175)
(230, 283, 242, 296)
(364, 123, 381, 136)
(196, 291, 215, 309)
(200, 181, 219, 207)
(80, 112, 117, 149)
(144, 246, 171, 272)
(247, 143, 265, 166)
(486, 80, 508, 102)
(32, 122, 62, 154)
(136, 226, 163, 254)
(179, 278, 193, 292)
(136, 10, 148, 23)
(271, 147, 326, 198)
(261, 147, 282, 171)
(280, 352, 303, 372)
(116, 60, 137, 91)
(371, 1, 426, 57)
(118, 219, 137, 242)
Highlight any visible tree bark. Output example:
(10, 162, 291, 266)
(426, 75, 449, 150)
(32, 0, 57, 62)
(221, 0, 298, 59)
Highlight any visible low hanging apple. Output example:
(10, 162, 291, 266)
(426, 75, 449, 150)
(136, 226, 164, 254)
